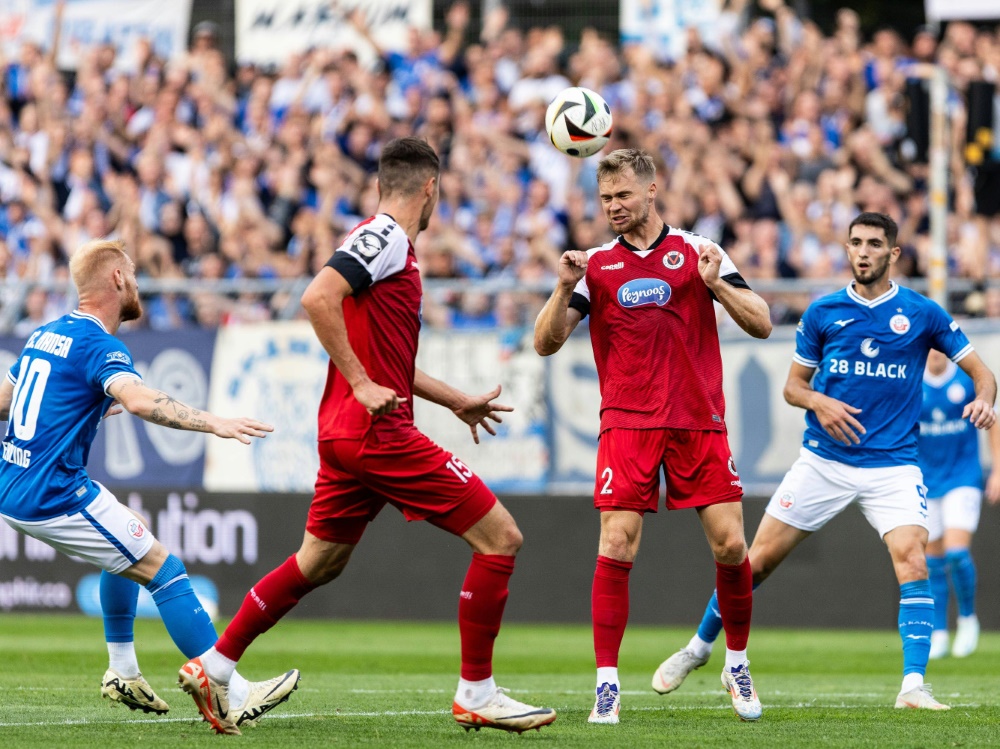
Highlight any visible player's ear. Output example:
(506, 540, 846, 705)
(375, 177, 382, 199)
(889, 245, 901, 265)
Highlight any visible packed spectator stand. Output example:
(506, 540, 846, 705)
(2, 0, 1000, 335)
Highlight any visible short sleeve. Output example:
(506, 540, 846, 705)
(6, 356, 21, 386)
(793, 308, 822, 368)
(327, 220, 409, 293)
(89, 339, 141, 395)
(926, 303, 973, 363)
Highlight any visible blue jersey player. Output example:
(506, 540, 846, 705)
(0, 240, 299, 734)
(650, 213, 997, 710)
(920, 348, 1000, 660)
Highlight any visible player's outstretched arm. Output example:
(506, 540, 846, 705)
(956, 352, 997, 430)
(0, 378, 13, 421)
(534, 251, 586, 356)
(414, 369, 513, 444)
(697, 244, 772, 339)
(108, 377, 273, 444)
(783, 361, 866, 445)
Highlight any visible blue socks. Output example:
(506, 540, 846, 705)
(695, 584, 760, 645)
(926, 555, 949, 632)
(145, 554, 217, 658)
(945, 548, 976, 618)
(898, 580, 934, 676)
(100, 571, 139, 643)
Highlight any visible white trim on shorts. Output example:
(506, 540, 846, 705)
(0, 484, 155, 574)
(927, 485, 982, 542)
(765, 448, 928, 539)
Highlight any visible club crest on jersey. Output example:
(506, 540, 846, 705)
(860, 338, 879, 358)
(350, 231, 388, 263)
(663, 250, 684, 270)
(889, 313, 910, 335)
(617, 279, 671, 308)
(126, 520, 145, 539)
(778, 491, 794, 509)
(947, 383, 966, 404)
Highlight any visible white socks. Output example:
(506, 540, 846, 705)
(597, 666, 619, 688)
(456, 676, 497, 709)
(724, 649, 747, 671)
(107, 642, 140, 679)
(900, 672, 924, 694)
(200, 646, 237, 683)
(229, 670, 250, 708)
(687, 634, 714, 659)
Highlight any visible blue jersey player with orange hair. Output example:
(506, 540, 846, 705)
(0, 239, 298, 734)
(651, 212, 997, 710)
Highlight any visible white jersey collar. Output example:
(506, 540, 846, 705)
(923, 359, 957, 388)
(70, 310, 109, 335)
(846, 280, 898, 308)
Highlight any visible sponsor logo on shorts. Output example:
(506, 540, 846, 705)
(727, 456, 738, 476)
(778, 491, 794, 509)
(889, 312, 910, 335)
(126, 520, 145, 539)
(663, 250, 684, 269)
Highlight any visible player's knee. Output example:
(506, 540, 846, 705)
(599, 527, 637, 561)
(710, 534, 747, 566)
(494, 523, 523, 555)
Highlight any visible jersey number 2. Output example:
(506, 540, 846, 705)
(9, 356, 51, 441)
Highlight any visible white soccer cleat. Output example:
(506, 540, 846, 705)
(928, 630, 950, 660)
(453, 687, 557, 733)
(652, 647, 710, 694)
(178, 657, 240, 735)
(721, 661, 762, 721)
(895, 684, 950, 710)
(233, 669, 301, 727)
(588, 682, 620, 724)
(952, 615, 979, 658)
(101, 669, 170, 714)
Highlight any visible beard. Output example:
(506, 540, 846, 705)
(121, 287, 143, 322)
(852, 255, 891, 287)
(608, 202, 650, 235)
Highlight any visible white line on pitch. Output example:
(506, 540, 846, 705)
(0, 703, 983, 728)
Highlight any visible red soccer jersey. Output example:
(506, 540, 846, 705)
(570, 225, 746, 434)
(318, 213, 421, 441)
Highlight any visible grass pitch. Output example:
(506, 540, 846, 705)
(1, 615, 998, 747)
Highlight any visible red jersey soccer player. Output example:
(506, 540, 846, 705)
(535, 149, 772, 724)
(180, 138, 556, 735)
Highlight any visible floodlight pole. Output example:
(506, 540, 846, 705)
(928, 65, 949, 311)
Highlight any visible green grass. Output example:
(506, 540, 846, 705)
(1, 615, 998, 747)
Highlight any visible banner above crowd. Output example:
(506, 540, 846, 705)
(235, 0, 431, 67)
(0, 0, 192, 70)
(925, 0, 1000, 21)
(619, 0, 721, 61)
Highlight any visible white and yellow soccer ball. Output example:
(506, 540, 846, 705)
(544, 86, 613, 158)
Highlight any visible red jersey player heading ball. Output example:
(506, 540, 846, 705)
(181, 138, 556, 735)
(534, 148, 772, 724)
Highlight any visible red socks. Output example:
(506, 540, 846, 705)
(459, 553, 515, 681)
(592, 555, 633, 668)
(716, 557, 753, 651)
(215, 554, 316, 662)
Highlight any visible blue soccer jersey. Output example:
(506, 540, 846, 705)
(0, 311, 141, 521)
(918, 362, 982, 497)
(793, 282, 972, 467)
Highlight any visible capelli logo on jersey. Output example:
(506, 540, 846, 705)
(617, 279, 671, 308)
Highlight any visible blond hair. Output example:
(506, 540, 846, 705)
(69, 239, 131, 294)
(596, 148, 656, 184)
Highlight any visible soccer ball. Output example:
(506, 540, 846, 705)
(545, 87, 613, 158)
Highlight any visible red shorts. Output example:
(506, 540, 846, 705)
(307, 426, 497, 545)
(594, 427, 743, 513)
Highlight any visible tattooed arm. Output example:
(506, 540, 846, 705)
(107, 377, 273, 444)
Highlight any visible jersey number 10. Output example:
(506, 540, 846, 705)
(8, 356, 52, 442)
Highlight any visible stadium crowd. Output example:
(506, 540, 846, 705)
(2, 0, 1000, 332)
